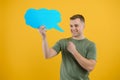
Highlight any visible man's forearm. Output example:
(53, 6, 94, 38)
(73, 50, 96, 72)
(67, 41, 96, 72)
(42, 38, 50, 58)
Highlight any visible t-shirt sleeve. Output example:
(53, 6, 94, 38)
(86, 42, 97, 60)
(52, 40, 61, 54)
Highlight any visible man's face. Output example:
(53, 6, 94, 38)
(70, 18, 84, 37)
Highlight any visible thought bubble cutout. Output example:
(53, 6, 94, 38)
(24, 8, 64, 32)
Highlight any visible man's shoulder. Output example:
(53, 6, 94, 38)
(59, 37, 71, 41)
(85, 38, 94, 43)
(85, 38, 96, 47)
(56, 37, 71, 45)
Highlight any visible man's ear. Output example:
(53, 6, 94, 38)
(83, 23, 85, 29)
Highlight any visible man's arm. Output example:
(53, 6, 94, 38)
(39, 26, 57, 59)
(67, 41, 96, 72)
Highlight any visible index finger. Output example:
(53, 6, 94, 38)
(39, 25, 45, 31)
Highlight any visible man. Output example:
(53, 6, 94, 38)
(38, 14, 97, 80)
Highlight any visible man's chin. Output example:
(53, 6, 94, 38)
(72, 35, 79, 37)
(72, 33, 81, 37)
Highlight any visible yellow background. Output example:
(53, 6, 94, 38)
(0, 0, 120, 80)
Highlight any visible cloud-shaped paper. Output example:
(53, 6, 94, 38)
(24, 8, 64, 32)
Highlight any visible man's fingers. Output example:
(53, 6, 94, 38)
(39, 26, 46, 32)
(39, 26, 45, 30)
(41, 26, 45, 30)
(67, 41, 71, 48)
(68, 41, 73, 45)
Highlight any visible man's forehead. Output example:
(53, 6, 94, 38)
(70, 18, 81, 24)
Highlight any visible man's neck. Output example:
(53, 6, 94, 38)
(72, 35, 85, 40)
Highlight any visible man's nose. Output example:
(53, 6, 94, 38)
(71, 26, 76, 30)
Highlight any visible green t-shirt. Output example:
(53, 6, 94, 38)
(52, 37, 96, 80)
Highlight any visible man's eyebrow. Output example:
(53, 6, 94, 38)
(74, 24, 79, 25)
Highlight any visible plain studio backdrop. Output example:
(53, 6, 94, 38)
(0, 0, 120, 80)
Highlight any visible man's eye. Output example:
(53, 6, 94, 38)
(70, 25, 73, 27)
(75, 25, 78, 27)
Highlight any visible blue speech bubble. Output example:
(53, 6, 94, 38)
(24, 8, 64, 32)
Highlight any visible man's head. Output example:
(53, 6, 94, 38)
(70, 14, 85, 38)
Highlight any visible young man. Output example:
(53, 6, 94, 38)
(39, 14, 97, 80)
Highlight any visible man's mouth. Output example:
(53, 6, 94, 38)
(72, 31, 78, 34)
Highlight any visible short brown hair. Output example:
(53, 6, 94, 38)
(70, 14, 85, 23)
